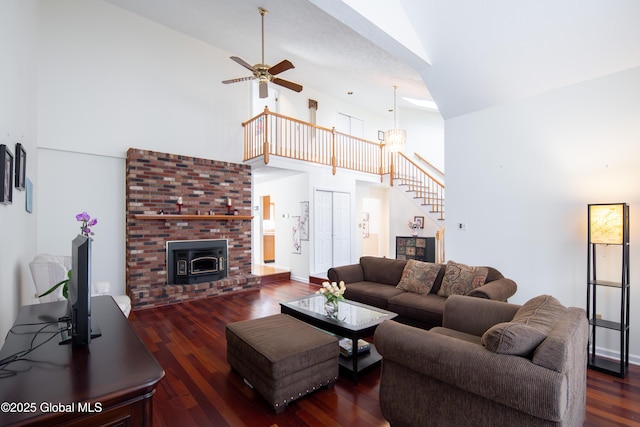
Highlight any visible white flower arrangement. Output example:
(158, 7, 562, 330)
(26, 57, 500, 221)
(316, 281, 346, 304)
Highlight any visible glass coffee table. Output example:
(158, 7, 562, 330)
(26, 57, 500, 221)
(280, 294, 397, 384)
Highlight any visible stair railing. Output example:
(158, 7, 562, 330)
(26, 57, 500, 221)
(391, 152, 445, 220)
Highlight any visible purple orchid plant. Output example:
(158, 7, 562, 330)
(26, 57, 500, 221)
(76, 211, 98, 236)
(38, 212, 98, 299)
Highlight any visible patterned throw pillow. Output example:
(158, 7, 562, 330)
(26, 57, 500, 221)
(396, 259, 441, 295)
(437, 260, 489, 297)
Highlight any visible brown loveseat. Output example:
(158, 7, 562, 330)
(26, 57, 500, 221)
(374, 295, 588, 427)
(327, 256, 517, 329)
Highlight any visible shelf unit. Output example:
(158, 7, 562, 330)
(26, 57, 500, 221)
(395, 236, 435, 262)
(134, 214, 253, 221)
(586, 203, 630, 378)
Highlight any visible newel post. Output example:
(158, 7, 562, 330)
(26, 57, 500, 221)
(389, 151, 395, 187)
(263, 106, 270, 165)
(379, 143, 384, 183)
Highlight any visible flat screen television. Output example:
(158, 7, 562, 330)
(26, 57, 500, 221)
(59, 234, 101, 346)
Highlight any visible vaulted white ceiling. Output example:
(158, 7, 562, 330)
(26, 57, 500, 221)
(104, 0, 640, 119)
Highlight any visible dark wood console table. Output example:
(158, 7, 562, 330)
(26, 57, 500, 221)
(0, 296, 164, 426)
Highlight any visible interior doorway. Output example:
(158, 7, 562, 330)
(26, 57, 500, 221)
(314, 190, 351, 275)
(261, 195, 275, 263)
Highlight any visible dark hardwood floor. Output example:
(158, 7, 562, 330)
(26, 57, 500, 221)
(128, 280, 640, 427)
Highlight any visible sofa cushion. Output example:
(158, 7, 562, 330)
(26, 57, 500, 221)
(396, 260, 441, 295)
(387, 293, 447, 327)
(437, 261, 489, 297)
(430, 326, 483, 345)
(360, 256, 407, 286)
(482, 294, 567, 357)
(343, 281, 405, 310)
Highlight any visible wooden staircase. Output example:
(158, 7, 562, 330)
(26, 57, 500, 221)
(243, 107, 445, 220)
(391, 152, 445, 221)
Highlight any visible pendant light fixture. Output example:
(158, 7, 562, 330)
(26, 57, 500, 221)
(384, 85, 406, 152)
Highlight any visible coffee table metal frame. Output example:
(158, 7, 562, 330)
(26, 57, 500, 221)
(280, 294, 397, 384)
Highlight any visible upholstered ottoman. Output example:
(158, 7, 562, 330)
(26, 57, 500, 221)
(226, 313, 339, 413)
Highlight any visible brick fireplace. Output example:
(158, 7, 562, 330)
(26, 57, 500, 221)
(125, 148, 260, 309)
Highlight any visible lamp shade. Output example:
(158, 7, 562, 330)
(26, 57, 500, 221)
(589, 203, 625, 244)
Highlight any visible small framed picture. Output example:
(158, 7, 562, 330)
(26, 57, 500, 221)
(414, 216, 424, 229)
(378, 130, 385, 142)
(25, 177, 33, 213)
(15, 143, 26, 190)
(1, 144, 14, 204)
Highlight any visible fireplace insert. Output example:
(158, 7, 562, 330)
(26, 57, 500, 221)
(166, 240, 228, 284)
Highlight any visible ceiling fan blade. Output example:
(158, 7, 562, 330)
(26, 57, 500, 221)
(230, 56, 256, 72)
(259, 80, 268, 98)
(272, 78, 303, 93)
(222, 76, 255, 84)
(268, 59, 294, 76)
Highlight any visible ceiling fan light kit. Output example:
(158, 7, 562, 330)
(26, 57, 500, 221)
(222, 7, 303, 98)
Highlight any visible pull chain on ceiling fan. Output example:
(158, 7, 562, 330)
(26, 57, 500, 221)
(222, 7, 303, 98)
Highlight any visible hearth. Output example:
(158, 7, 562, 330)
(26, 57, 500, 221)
(167, 239, 228, 284)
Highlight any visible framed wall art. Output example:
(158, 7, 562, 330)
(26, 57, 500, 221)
(292, 216, 301, 254)
(414, 216, 425, 229)
(300, 201, 309, 240)
(15, 143, 26, 190)
(1, 144, 14, 204)
(25, 177, 33, 213)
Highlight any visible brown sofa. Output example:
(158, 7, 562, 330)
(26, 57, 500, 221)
(327, 256, 517, 329)
(374, 295, 588, 427)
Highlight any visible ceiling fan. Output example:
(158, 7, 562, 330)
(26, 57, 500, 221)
(222, 7, 303, 98)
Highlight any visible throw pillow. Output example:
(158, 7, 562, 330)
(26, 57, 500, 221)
(482, 322, 548, 356)
(396, 259, 441, 295)
(511, 294, 567, 332)
(481, 294, 567, 357)
(437, 261, 488, 297)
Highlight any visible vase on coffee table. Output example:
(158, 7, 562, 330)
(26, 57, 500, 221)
(324, 300, 338, 317)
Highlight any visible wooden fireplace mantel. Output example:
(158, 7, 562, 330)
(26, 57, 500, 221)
(134, 214, 253, 221)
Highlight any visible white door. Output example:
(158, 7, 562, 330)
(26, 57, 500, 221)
(314, 190, 351, 274)
(332, 192, 351, 267)
(315, 190, 334, 274)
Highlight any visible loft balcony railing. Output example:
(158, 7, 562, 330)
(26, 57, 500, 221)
(243, 107, 390, 178)
(243, 107, 444, 219)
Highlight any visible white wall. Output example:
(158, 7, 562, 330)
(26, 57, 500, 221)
(36, 149, 125, 294)
(37, 0, 249, 161)
(0, 0, 39, 342)
(446, 66, 640, 363)
(400, 107, 445, 172)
